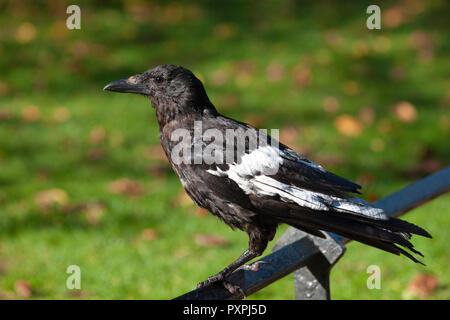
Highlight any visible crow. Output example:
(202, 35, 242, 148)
(104, 64, 431, 293)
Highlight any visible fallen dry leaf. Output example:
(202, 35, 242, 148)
(141, 228, 159, 241)
(394, 101, 417, 123)
(323, 97, 340, 113)
(213, 22, 237, 40)
(87, 148, 106, 161)
(21, 105, 40, 122)
(383, 6, 405, 29)
(83, 202, 107, 225)
(195, 207, 209, 217)
(14, 280, 32, 299)
(334, 115, 362, 137)
(403, 273, 438, 299)
(0, 111, 12, 121)
(293, 67, 311, 88)
(209, 69, 229, 87)
(0, 289, 16, 300)
(279, 125, 300, 146)
(243, 114, 265, 128)
(89, 127, 106, 144)
(389, 66, 405, 81)
(266, 62, 284, 82)
(16, 22, 36, 43)
(52, 107, 70, 123)
(147, 163, 170, 178)
(195, 234, 229, 247)
(172, 189, 195, 207)
(35, 188, 69, 212)
(147, 145, 168, 162)
(108, 179, 144, 197)
(359, 106, 376, 124)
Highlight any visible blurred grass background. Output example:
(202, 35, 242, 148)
(0, 0, 449, 299)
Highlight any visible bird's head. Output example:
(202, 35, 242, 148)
(104, 65, 216, 126)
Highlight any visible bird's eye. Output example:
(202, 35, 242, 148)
(155, 76, 163, 83)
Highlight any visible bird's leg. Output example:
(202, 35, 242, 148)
(196, 230, 271, 295)
(195, 249, 258, 290)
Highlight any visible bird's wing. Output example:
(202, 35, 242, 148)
(205, 133, 386, 221)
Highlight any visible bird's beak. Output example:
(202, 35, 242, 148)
(103, 76, 149, 95)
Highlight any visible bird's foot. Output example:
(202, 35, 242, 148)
(236, 260, 270, 272)
(196, 274, 246, 297)
(196, 273, 224, 289)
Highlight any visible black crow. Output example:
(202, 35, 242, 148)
(104, 64, 431, 293)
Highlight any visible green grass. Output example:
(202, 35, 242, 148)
(0, 0, 449, 299)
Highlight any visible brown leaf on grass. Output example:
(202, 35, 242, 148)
(389, 66, 405, 81)
(141, 228, 159, 241)
(16, 22, 36, 43)
(210, 69, 229, 87)
(266, 62, 284, 82)
(403, 273, 438, 299)
(195, 234, 229, 247)
(292, 67, 311, 88)
(213, 22, 237, 40)
(383, 6, 406, 29)
(323, 97, 340, 113)
(323, 30, 344, 48)
(87, 147, 107, 161)
(49, 21, 69, 41)
(108, 179, 144, 197)
(279, 125, 300, 146)
(234, 61, 254, 88)
(172, 189, 195, 208)
(359, 106, 376, 124)
(0, 289, 15, 300)
(83, 202, 107, 225)
(52, 107, 70, 123)
(351, 41, 369, 58)
(35, 188, 69, 212)
(0, 81, 10, 96)
(356, 172, 376, 186)
(21, 105, 40, 122)
(243, 114, 265, 128)
(195, 207, 209, 217)
(221, 93, 240, 109)
(14, 280, 32, 299)
(394, 101, 417, 123)
(311, 154, 343, 167)
(89, 127, 106, 144)
(147, 163, 170, 178)
(409, 30, 434, 62)
(0, 111, 12, 121)
(147, 145, 168, 162)
(334, 115, 362, 137)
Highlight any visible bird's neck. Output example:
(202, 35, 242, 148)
(152, 98, 217, 129)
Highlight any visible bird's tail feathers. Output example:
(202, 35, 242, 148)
(277, 209, 430, 264)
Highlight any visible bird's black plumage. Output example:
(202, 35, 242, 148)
(104, 64, 431, 291)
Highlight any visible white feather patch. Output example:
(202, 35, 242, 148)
(207, 146, 387, 220)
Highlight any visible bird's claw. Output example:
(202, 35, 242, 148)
(236, 260, 270, 272)
(196, 275, 247, 298)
